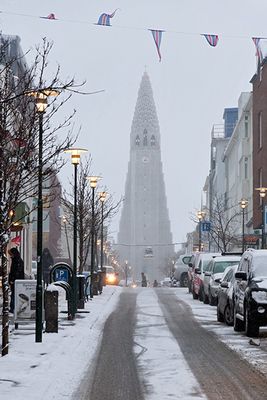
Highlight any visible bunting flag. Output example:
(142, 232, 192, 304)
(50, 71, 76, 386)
(40, 13, 57, 20)
(202, 34, 219, 47)
(149, 29, 164, 62)
(252, 37, 263, 64)
(11, 236, 21, 245)
(96, 9, 118, 26)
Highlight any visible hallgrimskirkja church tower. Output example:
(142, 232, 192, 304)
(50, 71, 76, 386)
(117, 72, 173, 281)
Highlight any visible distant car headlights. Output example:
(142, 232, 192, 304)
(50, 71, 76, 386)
(251, 291, 267, 304)
(106, 273, 116, 284)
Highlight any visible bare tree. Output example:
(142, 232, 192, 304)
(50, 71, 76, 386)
(62, 158, 122, 273)
(207, 195, 241, 252)
(0, 37, 97, 355)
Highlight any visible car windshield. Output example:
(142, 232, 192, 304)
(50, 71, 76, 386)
(252, 257, 267, 277)
(203, 260, 211, 272)
(214, 261, 239, 274)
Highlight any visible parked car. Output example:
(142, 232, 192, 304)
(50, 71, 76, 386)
(217, 264, 238, 325)
(187, 252, 200, 293)
(192, 253, 220, 300)
(173, 254, 192, 287)
(161, 277, 172, 287)
(233, 249, 267, 337)
(204, 255, 241, 305)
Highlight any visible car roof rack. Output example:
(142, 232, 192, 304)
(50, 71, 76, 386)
(221, 252, 242, 256)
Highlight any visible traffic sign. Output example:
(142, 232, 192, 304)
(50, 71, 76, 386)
(202, 222, 211, 232)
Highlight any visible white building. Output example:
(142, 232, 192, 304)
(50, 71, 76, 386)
(223, 93, 254, 243)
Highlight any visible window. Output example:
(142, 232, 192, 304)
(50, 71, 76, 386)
(135, 135, 140, 146)
(259, 168, 263, 206)
(143, 129, 148, 146)
(258, 112, 263, 149)
(244, 115, 249, 138)
(151, 135, 156, 146)
(244, 157, 248, 179)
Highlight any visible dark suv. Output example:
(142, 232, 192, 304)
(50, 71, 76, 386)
(233, 249, 267, 337)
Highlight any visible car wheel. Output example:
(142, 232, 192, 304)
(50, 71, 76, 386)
(245, 304, 259, 338)
(209, 290, 217, 306)
(188, 280, 192, 293)
(180, 273, 188, 288)
(203, 293, 209, 304)
(217, 306, 224, 322)
(198, 286, 204, 302)
(233, 307, 245, 332)
(224, 303, 233, 326)
(192, 285, 198, 299)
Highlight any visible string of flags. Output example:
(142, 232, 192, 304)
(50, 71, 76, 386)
(0, 9, 266, 63)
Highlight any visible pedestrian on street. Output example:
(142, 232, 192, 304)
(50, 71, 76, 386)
(42, 248, 54, 287)
(153, 279, 158, 287)
(141, 272, 147, 287)
(8, 247, 24, 313)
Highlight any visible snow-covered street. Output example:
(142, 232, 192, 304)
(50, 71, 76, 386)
(2, 286, 267, 399)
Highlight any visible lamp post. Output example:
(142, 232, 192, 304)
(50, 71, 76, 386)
(197, 211, 205, 252)
(64, 148, 87, 316)
(239, 199, 248, 253)
(99, 192, 107, 272)
(256, 187, 267, 249)
(28, 90, 58, 343)
(87, 176, 101, 298)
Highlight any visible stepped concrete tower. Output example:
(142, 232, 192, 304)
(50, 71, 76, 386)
(117, 72, 174, 281)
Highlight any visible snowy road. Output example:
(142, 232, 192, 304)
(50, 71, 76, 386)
(85, 287, 267, 400)
(158, 289, 267, 400)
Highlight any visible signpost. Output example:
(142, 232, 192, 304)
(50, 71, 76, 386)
(50, 262, 72, 284)
(202, 221, 211, 232)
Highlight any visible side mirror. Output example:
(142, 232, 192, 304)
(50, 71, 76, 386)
(220, 281, 229, 289)
(204, 271, 211, 277)
(195, 268, 201, 274)
(214, 278, 221, 284)
(188, 262, 193, 268)
(235, 271, 247, 281)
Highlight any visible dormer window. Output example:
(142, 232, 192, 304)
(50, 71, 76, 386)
(143, 129, 148, 146)
(135, 135, 140, 146)
(151, 135, 156, 146)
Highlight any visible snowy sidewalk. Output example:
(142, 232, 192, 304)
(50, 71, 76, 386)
(0, 285, 121, 400)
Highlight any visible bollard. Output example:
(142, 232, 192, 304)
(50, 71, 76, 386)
(45, 289, 58, 333)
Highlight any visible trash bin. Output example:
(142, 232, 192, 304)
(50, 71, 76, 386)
(77, 275, 86, 309)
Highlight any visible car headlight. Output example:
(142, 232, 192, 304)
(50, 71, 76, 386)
(251, 291, 267, 304)
(106, 274, 116, 284)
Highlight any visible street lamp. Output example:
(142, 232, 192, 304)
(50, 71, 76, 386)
(197, 210, 205, 252)
(99, 192, 107, 273)
(239, 199, 248, 253)
(255, 187, 267, 249)
(65, 148, 88, 316)
(87, 176, 101, 298)
(28, 89, 58, 343)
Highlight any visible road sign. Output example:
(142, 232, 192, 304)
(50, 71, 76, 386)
(202, 222, 211, 232)
(55, 268, 69, 282)
(201, 222, 211, 232)
(50, 262, 72, 284)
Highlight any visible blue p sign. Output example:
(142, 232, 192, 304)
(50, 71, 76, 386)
(55, 268, 69, 282)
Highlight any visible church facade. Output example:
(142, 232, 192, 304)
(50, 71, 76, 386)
(117, 72, 173, 281)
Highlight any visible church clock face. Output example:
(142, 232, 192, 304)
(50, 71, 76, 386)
(142, 156, 150, 163)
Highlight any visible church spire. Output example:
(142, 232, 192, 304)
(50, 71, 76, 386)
(130, 72, 160, 150)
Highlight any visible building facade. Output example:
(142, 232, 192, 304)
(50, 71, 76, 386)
(251, 60, 267, 232)
(117, 72, 173, 280)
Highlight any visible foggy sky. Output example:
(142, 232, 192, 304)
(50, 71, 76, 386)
(1, 0, 266, 248)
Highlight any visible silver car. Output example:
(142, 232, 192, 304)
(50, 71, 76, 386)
(204, 255, 241, 305)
